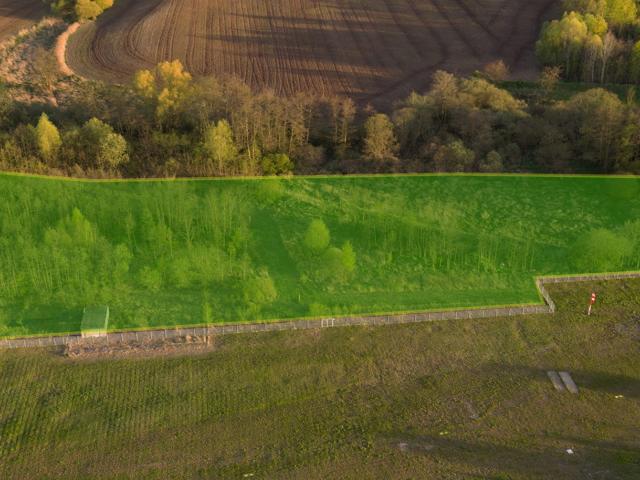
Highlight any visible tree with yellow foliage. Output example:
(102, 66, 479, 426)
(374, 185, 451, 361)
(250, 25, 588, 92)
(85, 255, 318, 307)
(202, 120, 238, 175)
(133, 60, 193, 123)
(35, 113, 61, 164)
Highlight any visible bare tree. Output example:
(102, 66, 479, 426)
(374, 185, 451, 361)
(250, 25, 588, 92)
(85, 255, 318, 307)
(483, 60, 510, 82)
(599, 32, 617, 84)
(583, 35, 602, 83)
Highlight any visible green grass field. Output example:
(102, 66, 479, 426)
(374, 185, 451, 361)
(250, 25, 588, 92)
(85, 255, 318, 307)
(0, 279, 638, 479)
(1, 173, 639, 337)
(501, 80, 640, 103)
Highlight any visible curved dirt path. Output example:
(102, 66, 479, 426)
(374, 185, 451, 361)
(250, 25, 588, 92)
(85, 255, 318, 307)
(55, 22, 80, 76)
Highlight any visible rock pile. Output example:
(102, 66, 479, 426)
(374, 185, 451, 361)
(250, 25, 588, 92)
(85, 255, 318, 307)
(64, 334, 215, 359)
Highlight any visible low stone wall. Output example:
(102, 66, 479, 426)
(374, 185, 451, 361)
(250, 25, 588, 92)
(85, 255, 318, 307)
(1, 272, 638, 350)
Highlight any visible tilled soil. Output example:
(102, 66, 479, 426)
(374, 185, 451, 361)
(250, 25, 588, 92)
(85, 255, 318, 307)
(66, 0, 557, 107)
(0, 0, 47, 42)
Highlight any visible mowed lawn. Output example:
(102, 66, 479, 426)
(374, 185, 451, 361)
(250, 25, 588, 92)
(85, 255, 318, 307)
(0, 279, 638, 479)
(1, 173, 640, 336)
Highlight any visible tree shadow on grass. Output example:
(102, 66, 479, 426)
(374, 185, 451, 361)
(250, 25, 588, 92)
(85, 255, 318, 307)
(385, 431, 636, 479)
(546, 435, 640, 479)
(1, 303, 82, 337)
(485, 362, 640, 400)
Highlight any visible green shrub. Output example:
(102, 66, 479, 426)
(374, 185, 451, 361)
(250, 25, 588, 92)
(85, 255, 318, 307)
(261, 153, 293, 176)
(139, 267, 162, 292)
(243, 270, 277, 310)
(341, 241, 356, 274)
(304, 219, 330, 254)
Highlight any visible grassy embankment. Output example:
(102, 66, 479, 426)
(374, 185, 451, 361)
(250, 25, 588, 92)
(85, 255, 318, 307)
(0, 278, 638, 478)
(1, 173, 639, 336)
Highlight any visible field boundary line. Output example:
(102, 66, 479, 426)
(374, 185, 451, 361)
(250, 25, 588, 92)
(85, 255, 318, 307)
(1, 272, 639, 350)
(1, 171, 639, 184)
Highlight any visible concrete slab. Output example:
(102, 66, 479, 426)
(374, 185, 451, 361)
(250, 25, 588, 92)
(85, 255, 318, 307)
(547, 371, 565, 391)
(559, 371, 579, 394)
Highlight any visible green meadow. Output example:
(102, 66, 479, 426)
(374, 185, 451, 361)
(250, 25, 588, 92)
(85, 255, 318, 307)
(0, 173, 639, 337)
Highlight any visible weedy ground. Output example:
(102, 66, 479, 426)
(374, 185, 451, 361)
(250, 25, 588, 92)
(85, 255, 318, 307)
(0, 279, 638, 479)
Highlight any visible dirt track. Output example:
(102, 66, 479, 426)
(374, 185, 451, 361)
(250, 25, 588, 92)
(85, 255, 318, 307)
(67, 0, 556, 105)
(0, 0, 47, 41)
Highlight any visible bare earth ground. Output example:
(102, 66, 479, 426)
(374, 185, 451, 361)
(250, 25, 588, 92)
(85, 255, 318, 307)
(0, 0, 47, 42)
(66, 0, 557, 106)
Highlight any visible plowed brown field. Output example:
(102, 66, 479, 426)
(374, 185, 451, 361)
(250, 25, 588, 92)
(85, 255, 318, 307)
(66, 0, 555, 105)
(0, 0, 47, 41)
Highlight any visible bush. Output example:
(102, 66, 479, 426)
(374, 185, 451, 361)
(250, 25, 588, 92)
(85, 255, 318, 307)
(256, 179, 285, 203)
(308, 303, 330, 316)
(479, 150, 503, 172)
(341, 241, 356, 274)
(321, 246, 345, 279)
(483, 60, 510, 82)
(261, 153, 293, 175)
(139, 267, 162, 292)
(432, 140, 475, 172)
(304, 219, 330, 253)
(243, 270, 277, 309)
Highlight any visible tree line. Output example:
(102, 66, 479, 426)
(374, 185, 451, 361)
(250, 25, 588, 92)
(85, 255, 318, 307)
(2, 60, 640, 178)
(537, 0, 640, 83)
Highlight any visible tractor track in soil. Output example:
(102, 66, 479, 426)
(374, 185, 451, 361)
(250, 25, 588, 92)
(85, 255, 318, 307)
(64, 0, 552, 107)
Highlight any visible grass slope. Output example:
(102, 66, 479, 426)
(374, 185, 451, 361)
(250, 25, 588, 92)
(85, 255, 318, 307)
(1, 173, 640, 336)
(0, 279, 638, 479)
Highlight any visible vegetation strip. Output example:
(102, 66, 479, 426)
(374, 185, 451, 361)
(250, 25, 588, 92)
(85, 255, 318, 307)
(1, 272, 638, 349)
(2, 174, 640, 337)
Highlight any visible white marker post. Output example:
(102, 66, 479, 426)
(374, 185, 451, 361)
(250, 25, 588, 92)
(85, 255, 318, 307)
(587, 292, 597, 315)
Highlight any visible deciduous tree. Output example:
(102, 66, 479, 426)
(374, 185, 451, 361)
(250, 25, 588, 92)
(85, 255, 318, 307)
(75, 0, 104, 20)
(363, 113, 398, 165)
(203, 120, 238, 175)
(432, 140, 475, 172)
(36, 113, 61, 163)
(561, 88, 626, 171)
(483, 60, 510, 82)
(261, 153, 293, 176)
